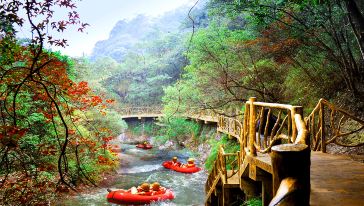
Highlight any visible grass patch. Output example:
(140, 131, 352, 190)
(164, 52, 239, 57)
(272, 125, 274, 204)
(242, 198, 262, 206)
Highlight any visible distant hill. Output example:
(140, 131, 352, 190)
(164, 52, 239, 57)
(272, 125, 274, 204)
(90, 5, 203, 62)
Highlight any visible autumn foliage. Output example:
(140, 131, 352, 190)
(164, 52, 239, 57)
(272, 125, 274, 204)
(0, 40, 119, 205)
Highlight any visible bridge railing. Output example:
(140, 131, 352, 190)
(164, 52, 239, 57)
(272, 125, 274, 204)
(119, 107, 162, 116)
(305, 98, 364, 152)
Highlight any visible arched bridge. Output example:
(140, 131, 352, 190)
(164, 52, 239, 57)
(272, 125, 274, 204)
(119, 98, 364, 206)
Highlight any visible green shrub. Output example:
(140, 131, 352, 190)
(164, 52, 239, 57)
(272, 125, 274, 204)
(205, 134, 240, 171)
(158, 118, 201, 141)
(242, 198, 262, 206)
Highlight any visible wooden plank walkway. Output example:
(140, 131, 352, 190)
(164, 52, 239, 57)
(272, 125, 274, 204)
(310, 152, 364, 206)
(224, 171, 240, 188)
(223, 152, 364, 205)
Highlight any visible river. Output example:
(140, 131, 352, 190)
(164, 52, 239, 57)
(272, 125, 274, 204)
(60, 142, 207, 205)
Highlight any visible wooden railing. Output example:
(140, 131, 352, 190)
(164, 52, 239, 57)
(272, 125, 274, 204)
(205, 145, 240, 202)
(216, 97, 309, 159)
(217, 116, 243, 139)
(305, 98, 364, 152)
(212, 97, 310, 206)
(243, 97, 309, 156)
(119, 107, 162, 116)
(205, 150, 221, 198)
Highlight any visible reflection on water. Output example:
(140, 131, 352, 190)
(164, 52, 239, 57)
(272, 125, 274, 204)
(60, 143, 207, 206)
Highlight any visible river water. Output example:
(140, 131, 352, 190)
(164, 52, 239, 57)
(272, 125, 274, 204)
(61, 143, 207, 205)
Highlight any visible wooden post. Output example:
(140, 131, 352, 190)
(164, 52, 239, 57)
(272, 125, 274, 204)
(290, 109, 297, 143)
(320, 102, 326, 153)
(292, 106, 308, 145)
(242, 104, 249, 157)
(249, 97, 257, 156)
(262, 178, 273, 206)
(270, 144, 310, 206)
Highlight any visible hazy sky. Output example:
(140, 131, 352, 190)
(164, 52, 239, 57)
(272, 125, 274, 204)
(43, 0, 195, 57)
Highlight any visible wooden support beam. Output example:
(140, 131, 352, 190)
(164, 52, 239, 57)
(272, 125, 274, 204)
(249, 164, 257, 180)
(262, 176, 273, 206)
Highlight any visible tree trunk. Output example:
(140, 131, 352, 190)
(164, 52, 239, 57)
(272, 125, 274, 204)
(346, 0, 364, 61)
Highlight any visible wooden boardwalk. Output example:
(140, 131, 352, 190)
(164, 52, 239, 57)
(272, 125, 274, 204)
(310, 152, 364, 206)
(221, 152, 364, 205)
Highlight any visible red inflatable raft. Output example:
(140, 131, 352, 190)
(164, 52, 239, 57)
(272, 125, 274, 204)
(107, 189, 174, 205)
(162, 161, 201, 173)
(136, 144, 153, 150)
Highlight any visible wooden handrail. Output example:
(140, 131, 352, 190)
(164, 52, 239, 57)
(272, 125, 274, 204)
(241, 97, 309, 156)
(205, 145, 240, 203)
(305, 98, 364, 152)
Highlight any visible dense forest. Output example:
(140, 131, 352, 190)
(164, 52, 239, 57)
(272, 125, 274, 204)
(1, 0, 363, 205)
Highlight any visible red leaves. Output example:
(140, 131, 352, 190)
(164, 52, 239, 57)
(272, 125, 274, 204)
(0, 126, 28, 139)
(68, 81, 90, 96)
(68, 129, 75, 135)
(245, 15, 302, 64)
(106, 99, 115, 104)
(102, 136, 113, 142)
(97, 155, 114, 165)
(91, 96, 102, 106)
(0, 126, 28, 147)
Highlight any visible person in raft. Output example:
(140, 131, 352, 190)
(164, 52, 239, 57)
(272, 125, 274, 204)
(171, 156, 181, 166)
(150, 182, 166, 195)
(129, 182, 152, 195)
(143, 141, 148, 145)
(181, 158, 195, 168)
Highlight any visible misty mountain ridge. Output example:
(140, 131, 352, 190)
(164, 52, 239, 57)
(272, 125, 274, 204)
(90, 5, 199, 62)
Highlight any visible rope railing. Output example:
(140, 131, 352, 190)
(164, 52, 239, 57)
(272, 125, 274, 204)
(305, 98, 364, 152)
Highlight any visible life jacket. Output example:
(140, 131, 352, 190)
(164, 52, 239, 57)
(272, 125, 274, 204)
(137, 187, 152, 195)
(151, 187, 166, 195)
(186, 163, 195, 168)
(172, 161, 181, 167)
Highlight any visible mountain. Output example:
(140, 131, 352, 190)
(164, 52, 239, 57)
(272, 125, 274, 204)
(90, 5, 203, 62)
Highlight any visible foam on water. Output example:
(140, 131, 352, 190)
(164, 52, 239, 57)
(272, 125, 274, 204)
(118, 164, 163, 174)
